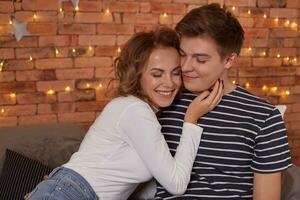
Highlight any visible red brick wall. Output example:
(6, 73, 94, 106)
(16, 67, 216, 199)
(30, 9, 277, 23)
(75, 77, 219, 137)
(0, 0, 299, 165)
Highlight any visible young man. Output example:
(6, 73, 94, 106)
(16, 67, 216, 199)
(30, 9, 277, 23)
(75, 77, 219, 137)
(155, 3, 292, 200)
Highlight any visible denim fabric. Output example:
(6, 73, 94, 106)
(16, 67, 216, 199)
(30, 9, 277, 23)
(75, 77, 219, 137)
(28, 167, 98, 200)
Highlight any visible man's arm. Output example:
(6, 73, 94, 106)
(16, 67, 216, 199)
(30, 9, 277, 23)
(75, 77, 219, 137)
(253, 172, 281, 200)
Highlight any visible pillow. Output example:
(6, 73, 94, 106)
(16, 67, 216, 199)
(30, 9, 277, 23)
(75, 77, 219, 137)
(0, 149, 53, 200)
(281, 165, 300, 200)
(275, 105, 287, 117)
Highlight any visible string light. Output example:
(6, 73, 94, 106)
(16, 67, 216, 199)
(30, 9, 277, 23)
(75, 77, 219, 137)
(85, 83, 91, 88)
(1, 108, 4, 114)
(33, 12, 37, 20)
(262, 85, 268, 91)
(117, 47, 121, 53)
(285, 90, 290, 95)
(245, 82, 250, 88)
(89, 46, 93, 51)
(9, 18, 12, 25)
(232, 80, 236, 84)
(59, 7, 63, 13)
(248, 47, 252, 51)
(29, 56, 33, 61)
(277, 53, 281, 58)
(55, 48, 59, 55)
(260, 51, 266, 57)
(291, 22, 298, 30)
(163, 12, 168, 17)
(247, 9, 251, 15)
(65, 86, 71, 92)
(105, 8, 110, 15)
(72, 48, 76, 53)
(284, 19, 290, 27)
(75, 6, 79, 11)
(98, 83, 103, 88)
(46, 89, 55, 95)
(263, 13, 267, 18)
(0, 61, 4, 71)
(10, 93, 16, 98)
(232, 6, 236, 11)
(271, 86, 278, 93)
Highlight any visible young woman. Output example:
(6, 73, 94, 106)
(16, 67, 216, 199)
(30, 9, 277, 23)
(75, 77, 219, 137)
(27, 27, 223, 200)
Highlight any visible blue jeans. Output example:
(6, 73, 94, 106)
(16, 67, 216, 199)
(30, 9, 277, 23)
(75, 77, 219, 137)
(28, 167, 98, 200)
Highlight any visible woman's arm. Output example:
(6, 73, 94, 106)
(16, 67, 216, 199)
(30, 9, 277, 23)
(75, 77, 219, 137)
(117, 81, 223, 195)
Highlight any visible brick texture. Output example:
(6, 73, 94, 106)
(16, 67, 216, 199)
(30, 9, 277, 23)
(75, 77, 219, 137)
(0, 0, 299, 165)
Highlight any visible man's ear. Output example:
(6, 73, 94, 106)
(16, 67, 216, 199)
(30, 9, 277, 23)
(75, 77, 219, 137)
(224, 53, 237, 69)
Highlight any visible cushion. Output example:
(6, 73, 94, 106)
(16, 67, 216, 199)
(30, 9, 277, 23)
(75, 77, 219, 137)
(0, 149, 53, 200)
(281, 165, 300, 200)
(0, 123, 87, 175)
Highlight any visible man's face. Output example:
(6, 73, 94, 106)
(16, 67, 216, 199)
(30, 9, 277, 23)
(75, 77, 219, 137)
(180, 36, 228, 93)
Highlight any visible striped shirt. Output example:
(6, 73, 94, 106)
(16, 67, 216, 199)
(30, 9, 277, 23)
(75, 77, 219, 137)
(155, 85, 292, 199)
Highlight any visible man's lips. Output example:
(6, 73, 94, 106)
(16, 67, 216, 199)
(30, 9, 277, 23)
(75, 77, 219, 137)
(182, 74, 199, 80)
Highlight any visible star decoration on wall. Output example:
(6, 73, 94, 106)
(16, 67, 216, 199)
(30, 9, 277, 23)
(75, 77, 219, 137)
(10, 18, 31, 42)
(59, 0, 80, 9)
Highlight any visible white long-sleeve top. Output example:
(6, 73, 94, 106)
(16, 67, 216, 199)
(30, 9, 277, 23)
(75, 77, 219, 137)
(64, 95, 203, 199)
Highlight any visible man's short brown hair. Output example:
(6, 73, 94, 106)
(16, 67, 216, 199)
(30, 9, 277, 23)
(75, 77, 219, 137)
(175, 3, 244, 59)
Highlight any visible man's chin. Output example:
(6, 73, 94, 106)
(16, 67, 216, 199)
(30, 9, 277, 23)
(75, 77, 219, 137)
(184, 84, 208, 94)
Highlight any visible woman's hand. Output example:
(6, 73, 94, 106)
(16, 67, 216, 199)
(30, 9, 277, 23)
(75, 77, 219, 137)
(184, 80, 223, 124)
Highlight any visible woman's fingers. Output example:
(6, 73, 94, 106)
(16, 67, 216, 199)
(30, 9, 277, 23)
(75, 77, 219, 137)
(210, 80, 224, 109)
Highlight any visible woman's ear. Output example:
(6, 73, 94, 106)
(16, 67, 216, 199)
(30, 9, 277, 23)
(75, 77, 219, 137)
(224, 53, 238, 69)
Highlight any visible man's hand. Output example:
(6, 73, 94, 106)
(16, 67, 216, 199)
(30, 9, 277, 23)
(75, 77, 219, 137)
(253, 172, 281, 200)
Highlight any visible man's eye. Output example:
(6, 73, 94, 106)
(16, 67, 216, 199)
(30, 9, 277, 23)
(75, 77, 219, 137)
(197, 60, 206, 64)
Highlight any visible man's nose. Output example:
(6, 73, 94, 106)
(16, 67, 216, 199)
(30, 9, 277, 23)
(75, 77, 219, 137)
(181, 57, 192, 72)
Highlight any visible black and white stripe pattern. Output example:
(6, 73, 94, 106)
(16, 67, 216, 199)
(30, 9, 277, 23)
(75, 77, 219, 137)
(155, 86, 292, 199)
(0, 149, 53, 200)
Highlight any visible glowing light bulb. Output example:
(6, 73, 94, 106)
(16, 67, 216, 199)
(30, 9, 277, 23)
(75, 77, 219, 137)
(262, 85, 268, 91)
(9, 19, 12, 25)
(117, 47, 121, 53)
(29, 56, 33, 61)
(33, 13, 37, 20)
(65, 86, 71, 92)
(277, 54, 281, 58)
(1, 108, 4, 113)
(274, 18, 279, 22)
(163, 12, 168, 17)
(232, 80, 236, 84)
(263, 14, 267, 18)
(89, 46, 93, 51)
(46, 89, 55, 95)
(99, 83, 103, 88)
(285, 20, 290, 26)
(285, 90, 290, 95)
(75, 6, 79, 11)
(55, 48, 59, 55)
(10, 93, 16, 98)
(85, 83, 91, 88)
(59, 8, 63, 12)
(0, 61, 4, 71)
(260, 51, 266, 57)
(247, 9, 251, 15)
(232, 6, 236, 11)
(271, 87, 277, 93)
(245, 82, 250, 88)
(72, 48, 76, 53)
(105, 8, 110, 14)
(248, 47, 252, 51)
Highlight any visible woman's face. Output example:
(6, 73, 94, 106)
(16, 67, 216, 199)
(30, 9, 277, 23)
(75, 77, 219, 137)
(140, 47, 182, 109)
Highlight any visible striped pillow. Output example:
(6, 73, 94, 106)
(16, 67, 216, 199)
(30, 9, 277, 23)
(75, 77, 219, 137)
(0, 149, 53, 200)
